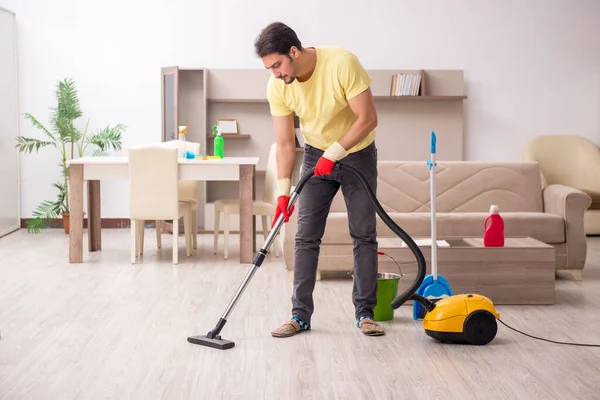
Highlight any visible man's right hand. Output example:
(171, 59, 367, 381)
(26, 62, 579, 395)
(272, 195, 294, 228)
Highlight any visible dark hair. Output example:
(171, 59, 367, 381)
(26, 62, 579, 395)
(254, 22, 304, 58)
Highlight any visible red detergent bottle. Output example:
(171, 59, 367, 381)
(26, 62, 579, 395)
(484, 205, 504, 247)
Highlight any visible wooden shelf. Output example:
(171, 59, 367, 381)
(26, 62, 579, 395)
(207, 96, 466, 103)
(208, 98, 268, 103)
(207, 134, 251, 139)
(374, 95, 466, 101)
(162, 67, 467, 232)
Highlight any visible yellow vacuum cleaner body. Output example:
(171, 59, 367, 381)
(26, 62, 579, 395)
(422, 294, 500, 345)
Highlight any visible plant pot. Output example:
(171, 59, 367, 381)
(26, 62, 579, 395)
(62, 212, 70, 234)
(62, 212, 85, 234)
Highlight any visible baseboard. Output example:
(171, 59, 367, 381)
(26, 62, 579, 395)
(21, 218, 133, 229)
(20, 218, 242, 233)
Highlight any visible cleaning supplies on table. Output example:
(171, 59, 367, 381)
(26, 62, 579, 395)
(195, 155, 222, 160)
(483, 204, 504, 247)
(178, 126, 188, 160)
(212, 125, 224, 158)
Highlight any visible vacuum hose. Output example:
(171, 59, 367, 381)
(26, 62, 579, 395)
(187, 160, 436, 348)
(291, 164, 436, 312)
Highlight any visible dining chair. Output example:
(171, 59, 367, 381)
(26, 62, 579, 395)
(129, 145, 193, 264)
(213, 142, 281, 259)
(155, 139, 201, 249)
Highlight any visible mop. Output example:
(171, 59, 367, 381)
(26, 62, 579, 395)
(413, 131, 453, 320)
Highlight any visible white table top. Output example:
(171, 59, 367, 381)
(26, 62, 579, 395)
(66, 155, 260, 166)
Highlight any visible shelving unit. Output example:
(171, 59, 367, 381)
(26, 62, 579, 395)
(208, 99, 268, 103)
(373, 95, 467, 101)
(161, 67, 467, 232)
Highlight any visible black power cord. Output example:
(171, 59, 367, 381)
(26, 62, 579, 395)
(334, 163, 599, 348)
(497, 319, 600, 347)
(378, 249, 600, 347)
(377, 252, 599, 347)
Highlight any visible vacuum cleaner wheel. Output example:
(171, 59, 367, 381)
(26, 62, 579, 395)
(463, 310, 498, 345)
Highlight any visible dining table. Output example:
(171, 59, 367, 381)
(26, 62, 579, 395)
(66, 155, 259, 263)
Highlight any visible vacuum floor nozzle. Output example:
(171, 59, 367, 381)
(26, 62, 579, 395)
(187, 335, 235, 350)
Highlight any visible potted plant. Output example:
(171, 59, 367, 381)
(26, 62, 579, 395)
(15, 78, 126, 233)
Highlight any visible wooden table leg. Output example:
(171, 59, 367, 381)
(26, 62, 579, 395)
(239, 165, 256, 263)
(69, 164, 84, 263)
(87, 180, 101, 251)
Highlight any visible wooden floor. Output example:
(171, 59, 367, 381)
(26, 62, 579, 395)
(1, 229, 600, 399)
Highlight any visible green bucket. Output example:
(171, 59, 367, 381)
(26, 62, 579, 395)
(373, 272, 401, 321)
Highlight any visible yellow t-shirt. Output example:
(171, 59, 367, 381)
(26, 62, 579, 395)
(267, 46, 376, 153)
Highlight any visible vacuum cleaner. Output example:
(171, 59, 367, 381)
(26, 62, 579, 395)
(187, 162, 500, 350)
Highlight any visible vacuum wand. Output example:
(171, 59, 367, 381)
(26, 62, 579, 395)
(187, 170, 312, 350)
(188, 159, 437, 350)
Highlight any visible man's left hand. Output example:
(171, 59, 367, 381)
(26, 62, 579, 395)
(314, 157, 335, 176)
(314, 142, 348, 176)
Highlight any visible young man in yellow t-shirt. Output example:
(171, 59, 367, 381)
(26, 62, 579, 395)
(254, 22, 384, 337)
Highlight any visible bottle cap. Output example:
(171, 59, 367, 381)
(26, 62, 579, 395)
(212, 125, 221, 136)
(178, 126, 188, 135)
(490, 205, 499, 214)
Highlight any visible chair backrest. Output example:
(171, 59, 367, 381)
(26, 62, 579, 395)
(263, 143, 278, 204)
(329, 160, 545, 213)
(129, 145, 179, 220)
(160, 139, 201, 155)
(159, 140, 200, 202)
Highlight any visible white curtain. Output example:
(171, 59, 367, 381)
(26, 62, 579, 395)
(0, 7, 20, 237)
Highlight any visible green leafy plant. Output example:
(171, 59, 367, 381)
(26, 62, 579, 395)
(16, 78, 126, 233)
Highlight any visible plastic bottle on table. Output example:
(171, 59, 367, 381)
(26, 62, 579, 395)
(178, 126, 188, 161)
(483, 204, 504, 247)
(213, 125, 224, 158)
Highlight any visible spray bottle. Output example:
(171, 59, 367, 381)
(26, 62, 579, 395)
(212, 125, 224, 158)
(178, 126, 188, 161)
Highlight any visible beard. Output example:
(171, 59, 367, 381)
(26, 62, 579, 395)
(283, 57, 296, 84)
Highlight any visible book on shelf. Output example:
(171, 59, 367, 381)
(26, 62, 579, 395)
(390, 71, 423, 96)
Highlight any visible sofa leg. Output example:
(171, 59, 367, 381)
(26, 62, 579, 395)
(556, 269, 583, 281)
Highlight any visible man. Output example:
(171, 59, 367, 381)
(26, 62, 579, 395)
(254, 22, 384, 337)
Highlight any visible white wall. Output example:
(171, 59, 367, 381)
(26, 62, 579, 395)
(3, 0, 599, 218)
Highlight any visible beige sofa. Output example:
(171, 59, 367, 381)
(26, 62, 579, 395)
(281, 161, 591, 278)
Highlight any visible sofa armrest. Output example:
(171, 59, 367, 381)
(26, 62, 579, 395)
(543, 184, 592, 270)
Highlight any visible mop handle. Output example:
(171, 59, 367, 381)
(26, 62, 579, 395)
(429, 132, 438, 281)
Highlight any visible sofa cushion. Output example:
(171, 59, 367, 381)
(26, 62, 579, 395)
(330, 161, 545, 213)
(322, 211, 565, 245)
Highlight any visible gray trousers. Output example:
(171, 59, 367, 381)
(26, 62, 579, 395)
(292, 142, 378, 324)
